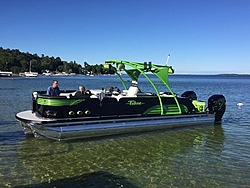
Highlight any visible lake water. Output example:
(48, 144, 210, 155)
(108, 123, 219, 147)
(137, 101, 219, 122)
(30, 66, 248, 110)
(0, 75, 249, 188)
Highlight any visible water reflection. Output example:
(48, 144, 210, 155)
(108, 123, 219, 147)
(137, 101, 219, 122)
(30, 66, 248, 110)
(3, 125, 225, 187)
(14, 171, 137, 188)
(205, 125, 225, 151)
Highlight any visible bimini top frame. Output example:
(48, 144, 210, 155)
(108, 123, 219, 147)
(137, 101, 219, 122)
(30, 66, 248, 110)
(104, 60, 181, 115)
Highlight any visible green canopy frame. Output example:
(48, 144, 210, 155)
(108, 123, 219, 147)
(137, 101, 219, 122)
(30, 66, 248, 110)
(105, 60, 181, 115)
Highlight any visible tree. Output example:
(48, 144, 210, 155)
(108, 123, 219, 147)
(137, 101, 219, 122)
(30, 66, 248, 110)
(0, 47, 116, 75)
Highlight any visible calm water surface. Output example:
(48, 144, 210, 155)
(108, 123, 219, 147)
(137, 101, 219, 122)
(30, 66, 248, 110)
(0, 75, 250, 188)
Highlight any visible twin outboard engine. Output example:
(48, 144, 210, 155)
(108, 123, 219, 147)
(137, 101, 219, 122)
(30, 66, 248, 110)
(208, 95, 226, 122)
(181, 91, 226, 123)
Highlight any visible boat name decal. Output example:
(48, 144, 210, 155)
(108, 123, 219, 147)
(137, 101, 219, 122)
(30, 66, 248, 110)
(70, 99, 85, 106)
(127, 100, 144, 106)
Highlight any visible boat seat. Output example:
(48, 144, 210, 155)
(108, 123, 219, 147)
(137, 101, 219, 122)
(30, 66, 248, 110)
(137, 92, 156, 96)
(60, 91, 76, 97)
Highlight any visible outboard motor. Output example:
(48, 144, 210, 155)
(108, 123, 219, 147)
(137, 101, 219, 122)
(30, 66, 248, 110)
(208, 94, 226, 123)
(181, 91, 197, 100)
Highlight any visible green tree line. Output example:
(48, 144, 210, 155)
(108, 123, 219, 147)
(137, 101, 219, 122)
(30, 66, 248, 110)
(0, 47, 116, 75)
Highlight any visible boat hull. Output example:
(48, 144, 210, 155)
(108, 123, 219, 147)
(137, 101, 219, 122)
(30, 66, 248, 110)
(24, 72, 38, 77)
(16, 110, 216, 141)
(0, 71, 12, 77)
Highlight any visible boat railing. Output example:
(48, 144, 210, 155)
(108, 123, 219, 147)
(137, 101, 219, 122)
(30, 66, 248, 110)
(33, 89, 171, 101)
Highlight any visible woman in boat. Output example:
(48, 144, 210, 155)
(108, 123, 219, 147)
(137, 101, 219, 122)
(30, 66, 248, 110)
(46, 80, 61, 96)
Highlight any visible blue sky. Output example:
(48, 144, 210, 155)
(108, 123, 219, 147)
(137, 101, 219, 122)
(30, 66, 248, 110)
(0, 0, 249, 74)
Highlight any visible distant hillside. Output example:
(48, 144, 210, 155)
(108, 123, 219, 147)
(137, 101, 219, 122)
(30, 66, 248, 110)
(0, 47, 83, 74)
(218, 74, 250, 76)
(0, 47, 116, 75)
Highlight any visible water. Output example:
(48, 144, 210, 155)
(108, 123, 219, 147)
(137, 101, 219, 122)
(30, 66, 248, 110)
(0, 75, 250, 187)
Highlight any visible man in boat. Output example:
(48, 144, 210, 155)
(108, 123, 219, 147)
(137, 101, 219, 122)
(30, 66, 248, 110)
(46, 80, 61, 96)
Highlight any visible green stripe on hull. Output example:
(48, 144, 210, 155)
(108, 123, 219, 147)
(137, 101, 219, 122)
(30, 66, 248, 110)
(144, 104, 183, 115)
(37, 98, 86, 106)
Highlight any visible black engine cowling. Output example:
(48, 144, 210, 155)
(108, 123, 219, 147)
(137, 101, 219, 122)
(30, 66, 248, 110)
(208, 94, 226, 122)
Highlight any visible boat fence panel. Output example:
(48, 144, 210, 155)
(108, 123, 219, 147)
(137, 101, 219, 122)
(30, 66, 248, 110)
(101, 98, 118, 117)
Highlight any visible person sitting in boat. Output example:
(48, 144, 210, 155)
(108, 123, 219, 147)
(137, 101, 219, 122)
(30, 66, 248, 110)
(75, 85, 86, 96)
(74, 85, 91, 97)
(46, 80, 61, 96)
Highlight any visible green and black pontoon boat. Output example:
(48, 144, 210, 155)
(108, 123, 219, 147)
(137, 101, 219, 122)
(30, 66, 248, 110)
(16, 60, 226, 141)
